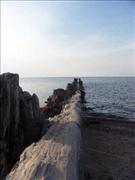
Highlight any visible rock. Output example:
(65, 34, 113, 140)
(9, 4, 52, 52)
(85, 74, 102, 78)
(43, 88, 67, 118)
(43, 78, 85, 118)
(20, 91, 41, 146)
(78, 78, 85, 103)
(0, 73, 43, 179)
(0, 73, 21, 178)
(66, 83, 76, 97)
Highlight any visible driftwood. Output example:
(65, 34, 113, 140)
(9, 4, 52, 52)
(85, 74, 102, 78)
(7, 92, 82, 180)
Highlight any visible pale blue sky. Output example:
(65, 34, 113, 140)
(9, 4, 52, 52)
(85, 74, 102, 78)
(1, 1, 135, 77)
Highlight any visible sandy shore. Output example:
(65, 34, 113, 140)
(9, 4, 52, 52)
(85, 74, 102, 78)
(80, 110, 135, 180)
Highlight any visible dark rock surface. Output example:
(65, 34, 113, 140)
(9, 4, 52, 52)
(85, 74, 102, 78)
(43, 78, 85, 118)
(0, 73, 43, 179)
(43, 88, 67, 118)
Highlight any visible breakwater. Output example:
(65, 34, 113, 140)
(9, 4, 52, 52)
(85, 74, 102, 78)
(0, 73, 85, 179)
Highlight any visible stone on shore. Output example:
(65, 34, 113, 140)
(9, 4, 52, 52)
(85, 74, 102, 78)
(43, 78, 85, 118)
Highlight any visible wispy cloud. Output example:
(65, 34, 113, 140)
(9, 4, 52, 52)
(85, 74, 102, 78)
(1, 1, 134, 76)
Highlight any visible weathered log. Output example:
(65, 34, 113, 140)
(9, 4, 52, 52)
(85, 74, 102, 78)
(0, 74, 85, 179)
(7, 92, 82, 180)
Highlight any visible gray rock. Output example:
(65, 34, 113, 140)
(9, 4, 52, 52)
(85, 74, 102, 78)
(43, 78, 85, 118)
(0, 73, 42, 179)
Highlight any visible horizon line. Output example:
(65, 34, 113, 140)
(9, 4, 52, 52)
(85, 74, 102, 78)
(20, 76, 135, 78)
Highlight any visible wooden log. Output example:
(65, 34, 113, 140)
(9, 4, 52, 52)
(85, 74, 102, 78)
(7, 92, 82, 180)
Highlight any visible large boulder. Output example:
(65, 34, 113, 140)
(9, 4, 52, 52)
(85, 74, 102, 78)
(43, 88, 67, 118)
(20, 91, 41, 146)
(0, 73, 42, 179)
(0, 73, 21, 178)
(43, 78, 85, 118)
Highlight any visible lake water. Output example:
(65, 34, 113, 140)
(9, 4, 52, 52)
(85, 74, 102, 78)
(20, 77, 135, 120)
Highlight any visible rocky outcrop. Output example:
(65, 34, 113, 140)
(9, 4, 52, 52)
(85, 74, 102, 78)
(43, 78, 85, 118)
(19, 91, 41, 146)
(7, 92, 83, 180)
(43, 88, 67, 118)
(0, 73, 42, 179)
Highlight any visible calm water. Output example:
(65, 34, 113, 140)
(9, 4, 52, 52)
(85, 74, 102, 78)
(20, 77, 135, 120)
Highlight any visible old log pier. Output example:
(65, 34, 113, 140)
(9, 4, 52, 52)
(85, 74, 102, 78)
(0, 73, 85, 180)
(1, 73, 135, 180)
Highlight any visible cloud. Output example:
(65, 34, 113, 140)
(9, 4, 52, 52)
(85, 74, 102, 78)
(1, 1, 134, 76)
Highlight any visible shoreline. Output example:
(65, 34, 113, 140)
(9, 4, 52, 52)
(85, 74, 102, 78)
(80, 110, 135, 180)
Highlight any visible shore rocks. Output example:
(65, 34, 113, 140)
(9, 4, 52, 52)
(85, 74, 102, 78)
(0, 73, 42, 179)
(19, 91, 41, 146)
(0, 73, 20, 178)
(43, 78, 85, 118)
(43, 88, 67, 118)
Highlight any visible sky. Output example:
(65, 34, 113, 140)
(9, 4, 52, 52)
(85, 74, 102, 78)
(1, 1, 135, 77)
